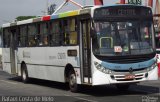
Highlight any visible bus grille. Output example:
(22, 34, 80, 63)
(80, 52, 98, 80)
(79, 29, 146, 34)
(111, 73, 144, 81)
(113, 68, 146, 72)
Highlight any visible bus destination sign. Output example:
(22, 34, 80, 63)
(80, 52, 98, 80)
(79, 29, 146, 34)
(100, 8, 136, 16)
(94, 6, 152, 19)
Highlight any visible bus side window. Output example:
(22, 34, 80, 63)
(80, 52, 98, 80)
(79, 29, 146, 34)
(70, 32, 77, 45)
(3, 28, 10, 48)
(28, 36, 36, 46)
(20, 26, 27, 47)
(43, 22, 49, 46)
(17, 27, 21, 47)
(38, 22, 49, 46)
(50, 21, 60, 46)
(28, 24, 37, 47)
(61, 18, 78, 45)
(62, 20, 69, 45)
(69, 18, 77, 45)
(43, 36, 48, 45)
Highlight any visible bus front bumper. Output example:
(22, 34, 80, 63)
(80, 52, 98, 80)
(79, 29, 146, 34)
(92, 67, 158, 85)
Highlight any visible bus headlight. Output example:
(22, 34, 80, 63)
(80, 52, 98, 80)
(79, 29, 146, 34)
(94, 62, 112, 74)
(147, 62, 157, 71)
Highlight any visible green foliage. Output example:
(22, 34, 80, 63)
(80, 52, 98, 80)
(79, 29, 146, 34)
(16, 16, 36, 21)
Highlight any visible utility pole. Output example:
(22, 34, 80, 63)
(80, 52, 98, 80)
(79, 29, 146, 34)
(52, 0, 83, 15)
(48, 4, 56, 15)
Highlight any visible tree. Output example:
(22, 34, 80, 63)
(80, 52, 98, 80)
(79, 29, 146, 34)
(16, 16, 36, 21)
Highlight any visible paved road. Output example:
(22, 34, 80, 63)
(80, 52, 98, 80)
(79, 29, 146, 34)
(0, 68, 159, 102)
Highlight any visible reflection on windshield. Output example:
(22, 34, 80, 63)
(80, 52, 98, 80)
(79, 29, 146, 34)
(92, 21, 154, 56)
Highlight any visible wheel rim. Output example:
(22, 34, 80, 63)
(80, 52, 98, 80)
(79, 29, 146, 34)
(69, 74, 76, 88)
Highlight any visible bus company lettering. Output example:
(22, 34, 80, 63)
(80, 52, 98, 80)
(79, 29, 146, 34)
(49, 56, 56, 60)
(57, 53, 66, 59)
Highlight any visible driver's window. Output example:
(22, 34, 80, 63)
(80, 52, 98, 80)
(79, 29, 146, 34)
(140, 22, 152, 47)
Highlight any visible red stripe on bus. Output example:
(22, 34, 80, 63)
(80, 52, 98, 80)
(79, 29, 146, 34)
(42, 16, 51, 21)
(158, 63, 160, 77)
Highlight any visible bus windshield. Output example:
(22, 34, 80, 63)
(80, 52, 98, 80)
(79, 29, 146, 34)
(92, 20, 154, 56)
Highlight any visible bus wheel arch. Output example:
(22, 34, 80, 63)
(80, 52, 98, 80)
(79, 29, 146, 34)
(21, 61, 29, 83)
(64, 64, 78, 92)
(64, 64, 74, 82)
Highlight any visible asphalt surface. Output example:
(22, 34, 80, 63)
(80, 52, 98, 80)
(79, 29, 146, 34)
(0, 68, 160, 102)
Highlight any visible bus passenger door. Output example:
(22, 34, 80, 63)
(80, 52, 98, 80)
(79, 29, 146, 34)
(10, 29, 17, 75)
(80, 19, 91, 84)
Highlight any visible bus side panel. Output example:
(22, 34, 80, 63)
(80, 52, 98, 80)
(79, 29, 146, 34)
(17, 63, 21, 76)
(66, 46, 81, 84)
(91, 53, 110, 85)
(66, 46, 80, 69)
(147, 66, 158, 80)
(27, 65, 65, 82)
(17, 47, 69, 82)
(2, 48, 11, 74)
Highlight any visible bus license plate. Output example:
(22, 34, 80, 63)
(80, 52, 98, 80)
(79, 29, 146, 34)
(125, 74, 135, 79)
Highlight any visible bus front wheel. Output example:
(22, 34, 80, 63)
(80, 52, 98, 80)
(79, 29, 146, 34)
(69, 70, 78, 92)
(21, 64, 29, 83)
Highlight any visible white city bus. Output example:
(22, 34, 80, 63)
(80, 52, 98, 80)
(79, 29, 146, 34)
(2, 5, 158, 92)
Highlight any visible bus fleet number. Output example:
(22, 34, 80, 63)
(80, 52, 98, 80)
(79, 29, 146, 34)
(57, 53, 66, 59)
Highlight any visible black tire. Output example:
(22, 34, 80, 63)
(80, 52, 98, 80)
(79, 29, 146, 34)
(116, 84, 130, 90)
(69, 70, 78, 92)
(21, 64, 29, 83)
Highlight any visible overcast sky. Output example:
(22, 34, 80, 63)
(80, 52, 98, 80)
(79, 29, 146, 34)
(0, 0, 122, 26)
(0, 0, 157, 26)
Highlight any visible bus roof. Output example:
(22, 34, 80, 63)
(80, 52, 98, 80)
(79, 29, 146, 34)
(2, 4, 151, 28)
(2, 8, 92, 28)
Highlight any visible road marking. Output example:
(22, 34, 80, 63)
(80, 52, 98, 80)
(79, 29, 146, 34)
(73, 97, 99, 102)
(64, 94, 98, 102)
(130, 88, 155, 94)
(0, 80, 17, 85)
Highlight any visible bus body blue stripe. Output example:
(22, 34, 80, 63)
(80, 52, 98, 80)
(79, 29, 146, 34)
(101, 58, 156, 70)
